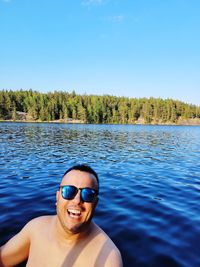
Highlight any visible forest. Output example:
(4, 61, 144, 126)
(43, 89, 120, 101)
(0, 89, 200, 124)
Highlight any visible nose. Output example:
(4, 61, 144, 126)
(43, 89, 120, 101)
(72, 190, 82, 204)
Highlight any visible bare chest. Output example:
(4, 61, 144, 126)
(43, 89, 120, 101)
(26, 236, 103, 267)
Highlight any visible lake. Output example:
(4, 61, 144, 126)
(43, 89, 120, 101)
(0, 122, 200, 267)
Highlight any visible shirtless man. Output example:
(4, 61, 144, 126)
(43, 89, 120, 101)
(0, 164, 123, 267)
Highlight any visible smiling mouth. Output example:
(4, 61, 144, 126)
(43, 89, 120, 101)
(67, 209, 82, 219)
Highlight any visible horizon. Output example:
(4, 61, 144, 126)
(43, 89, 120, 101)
(0, 0, 200, 106)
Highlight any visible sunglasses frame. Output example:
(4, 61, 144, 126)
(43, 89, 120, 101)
(59, 185, 99, 203)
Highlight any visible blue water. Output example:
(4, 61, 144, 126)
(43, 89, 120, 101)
(0, 122, 200, 267)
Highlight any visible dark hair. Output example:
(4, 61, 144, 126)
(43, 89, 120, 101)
(62, 164, 99, 188)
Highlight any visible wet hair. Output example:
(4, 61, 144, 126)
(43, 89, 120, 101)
(62, 164, 99, 188)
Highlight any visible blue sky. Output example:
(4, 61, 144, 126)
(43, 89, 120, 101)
(0, 0, 200, 106)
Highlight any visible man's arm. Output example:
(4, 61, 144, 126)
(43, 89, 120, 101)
(0, 223, 31, 267)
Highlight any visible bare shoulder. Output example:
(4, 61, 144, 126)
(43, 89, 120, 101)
(0, 216, 55, 267)
(22, 215, 55, 237)
(93, 223, 120, 250)
(26, 215, 54, 228)
(92, 223, 123, 267)
(1, 215, 54, 248)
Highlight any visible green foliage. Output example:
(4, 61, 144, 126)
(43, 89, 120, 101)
(0, 89, 200, 124)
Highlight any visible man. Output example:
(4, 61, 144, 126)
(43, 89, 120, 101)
(0, 164, 123, 267)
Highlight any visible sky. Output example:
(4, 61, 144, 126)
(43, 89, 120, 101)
(0, 0, 200, 106)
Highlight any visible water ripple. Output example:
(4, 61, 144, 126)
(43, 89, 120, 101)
(1, 123, 200, 267)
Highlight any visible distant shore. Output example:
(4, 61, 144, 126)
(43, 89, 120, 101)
(1, 117, 200, 126)
(1, 90, 200, 126)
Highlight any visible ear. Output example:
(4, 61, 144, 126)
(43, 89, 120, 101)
(56, 190, 59, 203)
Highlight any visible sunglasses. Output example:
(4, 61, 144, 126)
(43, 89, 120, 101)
(60, 185, 98, 203)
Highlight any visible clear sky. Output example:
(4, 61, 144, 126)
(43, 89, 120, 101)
(1, 0, 200, 106)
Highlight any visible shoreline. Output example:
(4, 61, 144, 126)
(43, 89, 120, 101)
(1, 118, 200, 126)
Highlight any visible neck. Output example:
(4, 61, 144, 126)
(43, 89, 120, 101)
(54, 216, 94, 245)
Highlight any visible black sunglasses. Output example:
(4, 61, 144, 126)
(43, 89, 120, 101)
(60, 185, 98, 203)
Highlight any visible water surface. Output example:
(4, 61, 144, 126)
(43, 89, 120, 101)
(0, 122, 200, 267)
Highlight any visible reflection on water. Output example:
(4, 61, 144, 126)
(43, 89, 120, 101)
(1, 122, 200, 267)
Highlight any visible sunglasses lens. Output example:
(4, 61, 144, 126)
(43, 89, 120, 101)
(61, 186, 77, 200)
(81, 188, 97, 202)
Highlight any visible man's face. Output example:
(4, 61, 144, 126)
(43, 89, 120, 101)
(56, 170, 99, 234)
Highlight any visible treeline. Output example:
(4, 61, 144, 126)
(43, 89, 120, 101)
(0, 89, 200, 124)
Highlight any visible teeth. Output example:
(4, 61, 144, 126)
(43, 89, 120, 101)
(68, 209, 81, 215)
